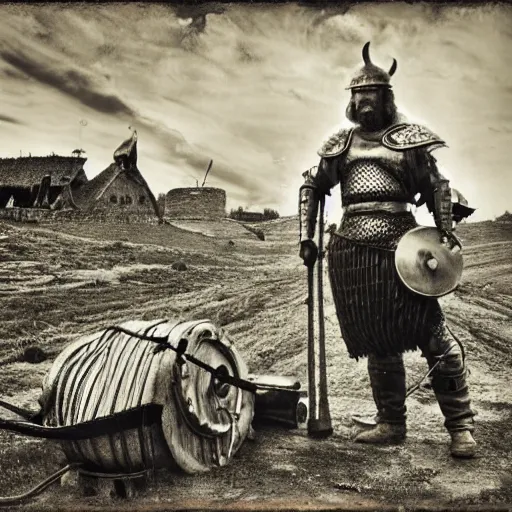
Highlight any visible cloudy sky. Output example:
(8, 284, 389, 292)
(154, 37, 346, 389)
(0, 2, 510, 222)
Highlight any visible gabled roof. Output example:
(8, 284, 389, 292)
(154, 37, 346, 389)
(73, 132, 161, 218)
(72, 163, 122, 209)
(73, 164, 160, 218)
(0, 156, 87, 188)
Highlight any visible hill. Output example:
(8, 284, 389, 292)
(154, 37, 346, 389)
(496, 211, 512, 223)
(0, 217, 511, 510)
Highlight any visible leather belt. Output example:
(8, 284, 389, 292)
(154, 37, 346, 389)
(343, 201, 413, 214)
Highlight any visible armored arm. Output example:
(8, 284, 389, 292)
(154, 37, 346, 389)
(299, 127, 351, 246)
(432, 178, 453, 235)
(385, 124, 475, 241)
(299, 167, 320, 243)
(383, 123, 452, 230)
(415, 151, 474, 247)
(425, 155, 475, 228)
(299, 158, 339, 243)
(413, 151, 453, 235)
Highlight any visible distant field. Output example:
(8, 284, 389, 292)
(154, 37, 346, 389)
(27, 219, 282, 257)
(0, 217, 511, 509)
(0, 217, 293, 370)
(456, 220, 512, 246)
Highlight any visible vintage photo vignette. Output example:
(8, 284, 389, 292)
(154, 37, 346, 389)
(0, 0, 510, 510)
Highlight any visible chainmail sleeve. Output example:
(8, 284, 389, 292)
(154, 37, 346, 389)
(299, 157, 340, 243)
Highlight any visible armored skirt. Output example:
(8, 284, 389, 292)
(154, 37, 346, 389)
(327, 223, 446, 360)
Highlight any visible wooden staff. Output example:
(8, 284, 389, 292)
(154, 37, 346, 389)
(307, 262, 317, 435)
(308, 196, 333, 438)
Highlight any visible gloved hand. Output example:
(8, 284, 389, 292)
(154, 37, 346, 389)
(440, 230, 462, 251)
(299, 240, 318, 268)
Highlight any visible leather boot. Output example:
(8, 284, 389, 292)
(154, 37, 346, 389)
(423, 328, 476, 458)
(354, 354, 407, 445)
(450, 430, 477, 458)
(355, 422, 406, 444)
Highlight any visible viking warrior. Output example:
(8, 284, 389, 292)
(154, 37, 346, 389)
(299, 42, 476, 457)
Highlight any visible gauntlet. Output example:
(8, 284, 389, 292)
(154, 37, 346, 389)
(299, 167, 320, 243)
(433, 179, 453, 236)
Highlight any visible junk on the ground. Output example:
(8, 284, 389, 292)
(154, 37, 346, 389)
(0, 318, 307, 503)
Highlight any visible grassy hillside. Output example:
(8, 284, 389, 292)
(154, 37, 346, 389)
(0, 217, 511, 510)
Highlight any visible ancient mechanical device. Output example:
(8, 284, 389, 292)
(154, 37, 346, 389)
(0, 318, 307, 504)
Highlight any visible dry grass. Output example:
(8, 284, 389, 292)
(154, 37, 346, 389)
(0, 218, 511, 508)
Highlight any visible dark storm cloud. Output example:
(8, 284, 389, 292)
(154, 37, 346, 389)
(0, 2, 510, 218)
(0, 114, 22, 125)
(131, 117, 243, 190)
(0, 51, 135, 116)
(2, 67, 28, 80)
(191, 151, 258, 191)
(138, 118, 208, 168)
(173, 3, 227, 19)
(172, 1, 227, 36)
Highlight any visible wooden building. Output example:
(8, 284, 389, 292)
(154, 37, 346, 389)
(165, 187, 226, 220)
(73, 131, 161, 219)
(0, 155, 88, 209)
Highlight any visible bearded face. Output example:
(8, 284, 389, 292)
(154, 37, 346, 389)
(346, 86, 396, 132)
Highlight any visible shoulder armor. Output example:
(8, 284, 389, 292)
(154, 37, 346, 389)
(382, 123, 446, 151)
(301, 165, 318, 185)
(317, 128, 353, 158)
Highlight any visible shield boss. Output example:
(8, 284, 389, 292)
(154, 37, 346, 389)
(395, 226, 463, 297)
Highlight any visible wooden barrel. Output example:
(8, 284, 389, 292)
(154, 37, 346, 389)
(40, 319, 254, 475)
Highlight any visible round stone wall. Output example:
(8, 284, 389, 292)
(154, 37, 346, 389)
(165, 187, 226, 220)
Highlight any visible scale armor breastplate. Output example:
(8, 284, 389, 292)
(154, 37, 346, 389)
(339, 212, 418, 250)
(338, 154, 416, 250)
(341, 159, 409, 205)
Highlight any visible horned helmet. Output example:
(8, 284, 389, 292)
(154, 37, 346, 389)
(346, 42, 397, 90)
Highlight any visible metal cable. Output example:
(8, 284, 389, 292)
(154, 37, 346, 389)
(0, 463, 82, 507)
(99, 326, 298, 394)
(405, 341, 456, 398)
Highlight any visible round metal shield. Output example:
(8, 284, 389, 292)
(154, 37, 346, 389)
(395, 226, 463, 297)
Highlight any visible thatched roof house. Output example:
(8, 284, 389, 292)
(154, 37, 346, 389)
(73, 131, 161, 220)
(0, 155, 87, 208)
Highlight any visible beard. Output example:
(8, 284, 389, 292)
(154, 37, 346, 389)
(345, 88, 398, 130)
(355, 103, 386, 132)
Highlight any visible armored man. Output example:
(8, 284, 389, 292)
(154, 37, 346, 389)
(299, 42, 476, 458)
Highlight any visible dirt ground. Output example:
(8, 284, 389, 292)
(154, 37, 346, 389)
(0, 217, 511, 511)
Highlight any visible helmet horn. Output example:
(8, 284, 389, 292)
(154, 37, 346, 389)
(389, 58, 397, 77)
(362, 41, 372, 65)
